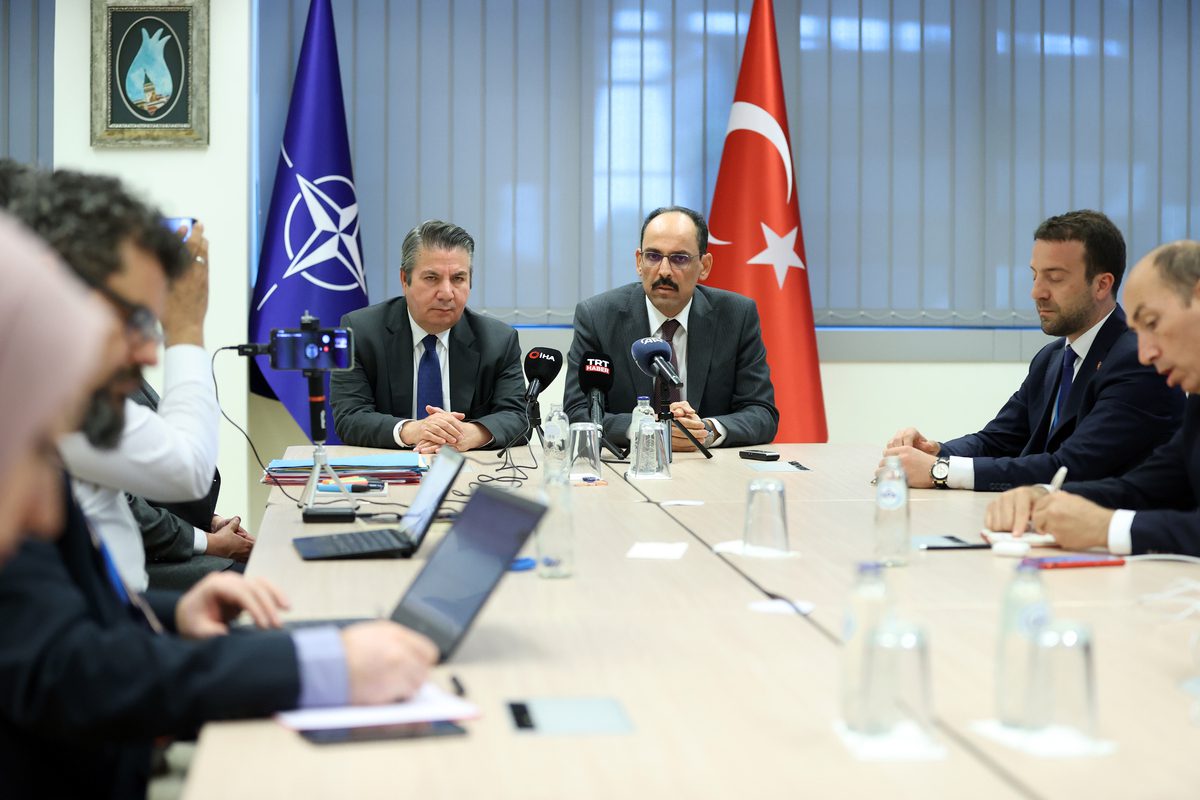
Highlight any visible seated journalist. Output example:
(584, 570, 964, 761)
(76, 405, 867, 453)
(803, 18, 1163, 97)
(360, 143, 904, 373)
(331, 220, 527, 453)
(0, 177, 437, 799)
(883, 210, 1184, 491)
(564, 205, 779, 451)
(985, 241, 1200, 556)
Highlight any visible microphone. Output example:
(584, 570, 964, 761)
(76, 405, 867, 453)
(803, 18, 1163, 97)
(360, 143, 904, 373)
(523, 347, 563, 402)
(630, 337, 683, 387)
(578, 351, 615, 427)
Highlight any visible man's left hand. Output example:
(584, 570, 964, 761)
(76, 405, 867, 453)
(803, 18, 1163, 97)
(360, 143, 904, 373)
(668, 401, 707, 452)
(175, 573, 290, 638)
(1030, 492, 1113, 551)
(880, 445, 936, 488)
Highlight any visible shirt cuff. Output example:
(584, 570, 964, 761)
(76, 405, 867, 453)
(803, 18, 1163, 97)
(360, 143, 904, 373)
(947, 456, 974, 490)
(290, 626, 351, 708)
(393, 420, 413, 448)
(1107, 509, 1135, 556)
(163, 344, 216, 389)
(707, 418, 728, 447)
(192, 528, 208, 554)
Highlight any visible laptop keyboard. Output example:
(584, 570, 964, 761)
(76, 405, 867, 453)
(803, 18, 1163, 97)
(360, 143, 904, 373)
(294, 527, 413, 560)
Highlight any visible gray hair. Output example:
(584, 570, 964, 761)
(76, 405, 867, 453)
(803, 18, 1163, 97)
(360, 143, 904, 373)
(400, 220, 475, 284)
(1149, 240, 1200, 303)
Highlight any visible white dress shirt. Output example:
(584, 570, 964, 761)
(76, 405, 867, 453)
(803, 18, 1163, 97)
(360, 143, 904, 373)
(392, 313, 452, 447)
(947, 308, 1116, 490)
(58, 344, 220, 592)
(643, 297, 727, 445)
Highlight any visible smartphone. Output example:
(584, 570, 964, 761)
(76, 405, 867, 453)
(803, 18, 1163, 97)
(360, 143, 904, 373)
(1022, 554, 1125, 570)
(269, 327, 354, 371)
(162, 216, 195, 241)
(739, 449, 780, 461)
(300, 720, 466, 745)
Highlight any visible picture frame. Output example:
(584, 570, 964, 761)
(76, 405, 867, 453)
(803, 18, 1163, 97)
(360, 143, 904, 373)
(90, 0, 209, 147)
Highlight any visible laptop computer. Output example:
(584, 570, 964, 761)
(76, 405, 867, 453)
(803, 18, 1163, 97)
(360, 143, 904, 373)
(284, 484, 548, 662)
(291, 449, 466, 560)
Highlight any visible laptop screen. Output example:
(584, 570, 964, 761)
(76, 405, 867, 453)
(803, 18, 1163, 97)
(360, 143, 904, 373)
(399, 448, 465, 545)
(391, 485, 547, 661)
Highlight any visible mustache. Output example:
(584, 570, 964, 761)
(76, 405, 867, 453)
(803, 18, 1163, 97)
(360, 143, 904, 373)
(652, 276, 679, 291)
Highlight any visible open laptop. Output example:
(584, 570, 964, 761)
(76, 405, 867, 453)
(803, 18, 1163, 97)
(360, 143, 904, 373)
(284, 484, 547, 662)
(291, 449, 466, 560)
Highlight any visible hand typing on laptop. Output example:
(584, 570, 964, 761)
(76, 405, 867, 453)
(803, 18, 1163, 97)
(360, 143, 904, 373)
(175, 573, 291, 638)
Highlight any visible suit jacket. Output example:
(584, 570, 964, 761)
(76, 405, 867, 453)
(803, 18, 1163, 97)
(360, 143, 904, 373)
(1067, 394, 1200, 555)
(938, 306, 1184, 491)
(331, 298, 528, 449)
(0, 481, 300, 800)
(564, 283, 778, 447)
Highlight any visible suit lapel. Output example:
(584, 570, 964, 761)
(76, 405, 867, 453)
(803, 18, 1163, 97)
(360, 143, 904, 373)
(1028, 341, 1064, 451)
(621, 286, 655, 396)
(386, 298, 416, 417)
(448, 312, 479, 414)
(685, 288, 715, 408)
(1048, 306, 1127, 442)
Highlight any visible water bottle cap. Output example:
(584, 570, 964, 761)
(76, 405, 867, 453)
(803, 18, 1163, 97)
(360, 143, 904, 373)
(855, 561, 884, 576)
(1015, 559, 1041, 573)
(636, 395, 650, 401)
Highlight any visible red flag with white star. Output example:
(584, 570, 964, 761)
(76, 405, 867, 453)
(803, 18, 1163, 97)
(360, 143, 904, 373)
(705, 0, 826, 442)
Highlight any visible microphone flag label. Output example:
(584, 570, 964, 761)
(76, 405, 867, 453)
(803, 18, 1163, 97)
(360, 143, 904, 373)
(704, 0, 828, 442)
(249, 0, 368, 443)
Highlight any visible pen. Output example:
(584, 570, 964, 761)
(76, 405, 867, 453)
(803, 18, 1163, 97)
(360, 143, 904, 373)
(450, 675, 467, 697)
(1049, 465, 1068, 492)
(921, 543, 991, 551)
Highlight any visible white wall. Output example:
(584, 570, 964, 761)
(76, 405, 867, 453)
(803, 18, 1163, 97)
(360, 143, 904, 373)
(54, 0, 253, 518)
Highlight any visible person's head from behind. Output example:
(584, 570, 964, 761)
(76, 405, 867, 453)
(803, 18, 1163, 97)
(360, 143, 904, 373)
(9, 169, 189, 446)
(1125, 240, 1200, 393)
(1030, 210, 1125, 339)
(0, 212, 118, 562)
(0, 158, 37, 209)
(399, 220, 474, 335)
(636, 206, 713, 318)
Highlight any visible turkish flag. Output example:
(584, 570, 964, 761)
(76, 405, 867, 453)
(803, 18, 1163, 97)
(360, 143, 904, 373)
(705, 0, 827, 442)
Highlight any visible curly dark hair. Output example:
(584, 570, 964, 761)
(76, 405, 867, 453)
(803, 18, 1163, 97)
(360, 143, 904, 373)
(0, 158, 38, 208)
(8, 169, 189, 285)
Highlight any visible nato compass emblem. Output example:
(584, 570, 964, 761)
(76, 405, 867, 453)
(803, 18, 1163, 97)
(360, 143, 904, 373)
(257, 146, 367, 312)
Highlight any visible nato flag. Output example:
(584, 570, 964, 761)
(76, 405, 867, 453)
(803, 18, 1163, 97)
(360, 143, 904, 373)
(249, 0, 367, 443)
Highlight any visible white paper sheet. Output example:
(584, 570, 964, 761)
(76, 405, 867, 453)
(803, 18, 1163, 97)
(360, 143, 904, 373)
(276, 682, 479, 731)
(625, 542, 689, 559)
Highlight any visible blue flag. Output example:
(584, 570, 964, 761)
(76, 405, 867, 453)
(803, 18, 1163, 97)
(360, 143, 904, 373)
(249, 0, 367, 444)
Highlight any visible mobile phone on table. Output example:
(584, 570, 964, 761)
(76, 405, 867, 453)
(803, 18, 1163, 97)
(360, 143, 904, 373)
(1021, 554, 1125, 569)
(739, 449, 780, 461)
(300, 720, 466, 745)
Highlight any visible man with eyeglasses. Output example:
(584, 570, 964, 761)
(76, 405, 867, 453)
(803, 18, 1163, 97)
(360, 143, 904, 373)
(564, 205, 779, 450)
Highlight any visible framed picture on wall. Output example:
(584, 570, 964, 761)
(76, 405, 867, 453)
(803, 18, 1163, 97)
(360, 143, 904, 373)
(90, 0, 209, 147)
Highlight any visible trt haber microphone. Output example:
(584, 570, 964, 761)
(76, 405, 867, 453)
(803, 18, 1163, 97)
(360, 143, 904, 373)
(578, 351, 615, 426)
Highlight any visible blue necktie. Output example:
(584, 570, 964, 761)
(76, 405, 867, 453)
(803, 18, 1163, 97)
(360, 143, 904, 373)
(1052, 344, 1075, 429)
(416, 334, 443, 419)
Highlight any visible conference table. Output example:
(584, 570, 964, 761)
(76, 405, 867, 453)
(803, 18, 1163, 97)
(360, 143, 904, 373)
(183, 444, 1200, 799)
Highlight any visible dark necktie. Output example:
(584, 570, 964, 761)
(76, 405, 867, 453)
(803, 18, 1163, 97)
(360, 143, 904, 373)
(661, 319, 682, 404)
(416, 334, 443, 419)
(87, 523, 164, 633)
(1052, 344, 1075, 429)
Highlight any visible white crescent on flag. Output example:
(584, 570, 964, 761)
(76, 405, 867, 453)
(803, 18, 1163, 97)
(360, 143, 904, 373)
(709, 101, 793, 245)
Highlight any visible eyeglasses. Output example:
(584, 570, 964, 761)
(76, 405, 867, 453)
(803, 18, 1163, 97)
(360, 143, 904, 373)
(89, 280, 163, 344)
(640, 250, 699, 270)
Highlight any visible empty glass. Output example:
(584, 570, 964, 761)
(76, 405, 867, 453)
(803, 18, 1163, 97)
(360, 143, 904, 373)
(567, 422, 602, 482)
(627, 418, 671, 480)
(1018, 620, 1096, 736)
(843, 617, 933, 737)
(742, 477, 789, 554)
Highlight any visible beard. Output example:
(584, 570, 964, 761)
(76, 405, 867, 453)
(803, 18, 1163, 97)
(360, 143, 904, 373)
(1038, 300, 1094, 338)
(80, 366, 141, 449)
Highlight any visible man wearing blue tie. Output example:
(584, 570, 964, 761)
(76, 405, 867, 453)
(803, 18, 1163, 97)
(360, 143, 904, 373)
(882, 210, 1184, 491)
(331, 220, 527, 452)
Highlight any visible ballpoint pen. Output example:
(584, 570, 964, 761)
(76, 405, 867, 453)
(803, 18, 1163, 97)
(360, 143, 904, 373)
(1049, 465, 1068, 492)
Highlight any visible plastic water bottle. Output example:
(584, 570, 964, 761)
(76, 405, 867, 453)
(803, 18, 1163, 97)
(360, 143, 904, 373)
(996, 561, 1050, 728)
(535, 468, 573, 579)
(543, 404, 570, 479)
(874, 455, 910, 566)
(841, 562, 893, 734)
(627, 396, 656, 444)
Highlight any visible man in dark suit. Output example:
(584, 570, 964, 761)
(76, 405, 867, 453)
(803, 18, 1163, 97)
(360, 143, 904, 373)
(883, 210, 1184, 491)
(564, 206, 778, 450)
(986, 241, 1200, 555)
(331, 220, 527, 452)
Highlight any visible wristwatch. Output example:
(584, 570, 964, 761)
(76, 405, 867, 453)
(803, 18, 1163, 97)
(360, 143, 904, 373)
(931, 456, 950, 489)
(702, 419, 717, 446)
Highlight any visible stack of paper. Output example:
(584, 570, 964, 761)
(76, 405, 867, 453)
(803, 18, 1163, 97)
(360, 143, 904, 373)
(261, 453, 428, 486)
